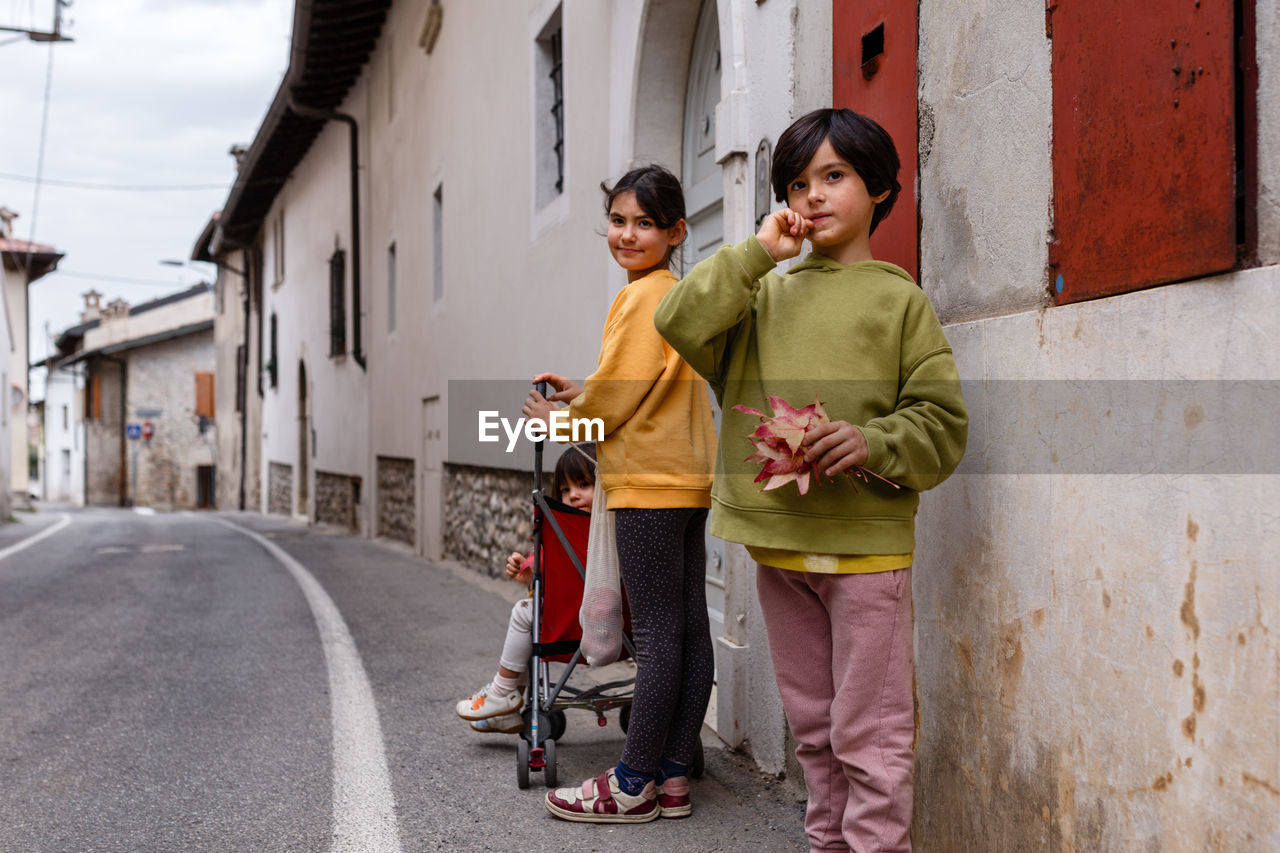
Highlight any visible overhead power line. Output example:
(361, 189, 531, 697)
(53, 269, 207, 287)
(0, 171, 229, 191)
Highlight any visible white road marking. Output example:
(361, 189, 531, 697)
(139, 544, 185, 553)
(0, 514, 72, 563)
(133, 507, 156, 516)
(216, 518, 402, 853)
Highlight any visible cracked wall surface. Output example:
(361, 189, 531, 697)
(913, 1, 1279, 848)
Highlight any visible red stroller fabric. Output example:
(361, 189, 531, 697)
(535, 499, 590, 658)
(535, 497, 631, 663)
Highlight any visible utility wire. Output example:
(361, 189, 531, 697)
(0, 171, 229, 191)
(54, 270, 206, 287)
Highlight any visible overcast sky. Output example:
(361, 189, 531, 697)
(1, 0, 292, 393)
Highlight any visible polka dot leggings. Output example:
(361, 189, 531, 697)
(615, 507, 714, 775)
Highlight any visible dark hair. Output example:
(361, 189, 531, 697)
(551, 442, 596, 499)
(600, 164, 687, 267)
(771, 108, 901, 235)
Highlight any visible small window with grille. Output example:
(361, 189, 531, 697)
(533, 6, 565, 208)
(329, 248, 347, 357)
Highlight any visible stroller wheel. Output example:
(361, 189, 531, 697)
(691, 738, 705, 780)
(619, 703, 631, 734)
(544, 739, 558, 788)
(516, 738, 531, 789)
(550, 710, 567, 741)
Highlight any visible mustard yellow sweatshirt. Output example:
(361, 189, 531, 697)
(568, 268, 716, 509)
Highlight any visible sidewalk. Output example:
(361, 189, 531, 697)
(231, 511, 808, 852)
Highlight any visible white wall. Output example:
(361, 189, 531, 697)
(259, 81, 371, 525)
(5, 272, 27, 497)
(42, 365, 84, 505)
(0, 264, 12, 518)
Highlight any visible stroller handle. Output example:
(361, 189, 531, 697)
(533, 380, 549, 489)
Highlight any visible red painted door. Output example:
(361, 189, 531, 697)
(833, 0, 918, 281)
(1049, 1, 1236, 304)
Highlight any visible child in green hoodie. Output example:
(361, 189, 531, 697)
(655, 108, 967, 852)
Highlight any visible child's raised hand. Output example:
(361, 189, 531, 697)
(506, 551, 533, 585)
(802, 419, 869, 477)
(757, 208, 813, 262)
(532, 373, 584, 403)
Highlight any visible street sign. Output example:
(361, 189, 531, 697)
(126, 423, 142, 441)
(142, 421, 154, 441)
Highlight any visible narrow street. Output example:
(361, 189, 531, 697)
(0, 508, 805, 853)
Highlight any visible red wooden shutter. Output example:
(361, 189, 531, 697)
(1049, 1, 1236, 304)
(834, 0, 919, 281)
(195, 372, 215, 419)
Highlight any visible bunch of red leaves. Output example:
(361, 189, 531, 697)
(732, 396, 900, 496)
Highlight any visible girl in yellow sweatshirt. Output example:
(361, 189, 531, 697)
(522, 165, 717, 823)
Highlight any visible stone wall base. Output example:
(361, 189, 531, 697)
(267, 461, 292, 516)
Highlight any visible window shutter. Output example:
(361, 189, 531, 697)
(834, 0, 919, 281)
(195, 372, 215, 418)
(1049, 2, 1236, 303)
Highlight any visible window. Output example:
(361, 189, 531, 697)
(62, 404, 68, 431)
(86, 374, 102, 421)
(432, 185, 444, 304)
(387, 242, 397, 332)
(195, 372, 215, 419)
(1047, 1, 1251, 303)
(271, 211, 286, 284)
(268, 314, 279, 388)
(235, 344, 246, 413)
(329, 248, 347, 357)
(534, 7, 565, 207)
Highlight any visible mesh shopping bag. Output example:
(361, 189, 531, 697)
(579, 483, 624, 666)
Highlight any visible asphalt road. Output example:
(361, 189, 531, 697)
(0, 507, 805, 852)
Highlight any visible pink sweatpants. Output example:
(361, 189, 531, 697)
(756, 563, 915, 853)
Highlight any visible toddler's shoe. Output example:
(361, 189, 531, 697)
(657, 776, 691, 818)
(469, 713, 524, 734)
(455, 682, 523, 720)
(545, 769, 659, 823)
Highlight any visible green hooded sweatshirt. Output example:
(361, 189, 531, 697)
(654, 236, 968, 556)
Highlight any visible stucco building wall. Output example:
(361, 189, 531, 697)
(913, 0, 1279, 846)
(259, 88, 371, 528)
(42, 366, 84, 505)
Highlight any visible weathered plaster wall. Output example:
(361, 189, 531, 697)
(918, 0, 1052, 324)
(1259, 0, 1280, 264)
(914, 2, 1279, 846)
(85, 361, 124, 507)
(915, 268, 1280, 849)
(127, 333, 216, 511)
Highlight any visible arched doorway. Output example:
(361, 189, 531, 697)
(682, 0, 724, 269)
(297, 360, 309, 517)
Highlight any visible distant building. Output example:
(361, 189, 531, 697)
(39, 360, 85, 505)
(46, 286, 217, 510)
(0, 205, 63, 513)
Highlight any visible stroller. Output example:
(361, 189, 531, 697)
(515, 429, 635, 788)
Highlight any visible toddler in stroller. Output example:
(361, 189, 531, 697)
(456, 442, 599, 734)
